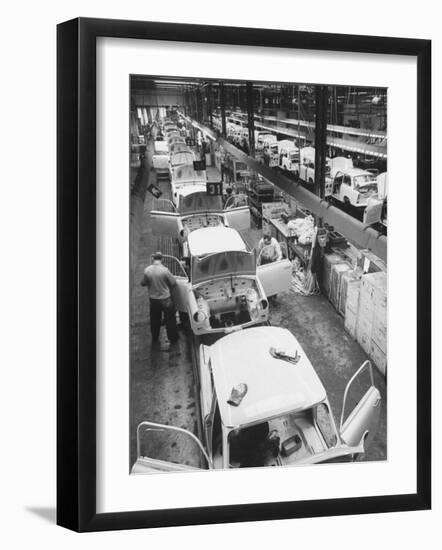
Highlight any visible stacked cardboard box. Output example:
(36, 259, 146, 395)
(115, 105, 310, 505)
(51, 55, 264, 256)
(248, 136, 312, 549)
(355, 272, 387, 376)
(322, 251, 387, 376)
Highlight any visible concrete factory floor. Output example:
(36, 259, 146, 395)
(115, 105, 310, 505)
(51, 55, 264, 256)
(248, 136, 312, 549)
(129, 144, 387, 471)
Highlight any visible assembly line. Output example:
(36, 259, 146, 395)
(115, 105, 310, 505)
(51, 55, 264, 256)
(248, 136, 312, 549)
(129, 80, 388, 473)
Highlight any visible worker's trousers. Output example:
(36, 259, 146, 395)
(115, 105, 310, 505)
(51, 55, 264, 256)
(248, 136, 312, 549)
(149, 297, 178, 342)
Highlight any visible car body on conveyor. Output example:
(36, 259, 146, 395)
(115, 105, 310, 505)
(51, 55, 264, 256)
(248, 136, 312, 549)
(152, 139, 170, 178)
(150, 187, 251, 243)
(132, 327, 381, 472)
(168, 162, 205, 206)
(157, 225, 292, 336)
(325, 167, 379, 208)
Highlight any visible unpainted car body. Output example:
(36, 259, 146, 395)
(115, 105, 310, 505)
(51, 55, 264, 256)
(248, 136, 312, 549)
(278, 140, 300, 175)
(168, 163, 206, 206)
(132, 327, 381, 472)
(149, 222, 292, 335)
(256, 132, 277, 152)
(152, 140, 170, 174)
(263, 142, 279, 167)
(299, 146, 332, 186)
(325, 168, 378, 207)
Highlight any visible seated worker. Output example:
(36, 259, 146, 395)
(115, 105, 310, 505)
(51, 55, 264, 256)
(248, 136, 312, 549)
(229, 423, 280, 468)
(258, 230, 283, 265)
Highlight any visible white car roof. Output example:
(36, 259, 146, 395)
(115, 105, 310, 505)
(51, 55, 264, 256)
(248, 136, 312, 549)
(154, 141, 168, 153)
(300, 146, 316, 158)
(278, 140, 296, 149)
(170, 151, 195, 166)
(177, 184, 208, 198)
(209, 326, 327, 428)
(173, 163, 205, 183)
(187, 226, 247, 257)
(339, 168, 375, 177)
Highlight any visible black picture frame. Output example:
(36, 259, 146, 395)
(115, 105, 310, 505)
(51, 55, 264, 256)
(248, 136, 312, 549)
(57, 17, 431, 532)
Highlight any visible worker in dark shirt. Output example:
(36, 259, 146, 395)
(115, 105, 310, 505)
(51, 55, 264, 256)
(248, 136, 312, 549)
(141, 252, 179, 347)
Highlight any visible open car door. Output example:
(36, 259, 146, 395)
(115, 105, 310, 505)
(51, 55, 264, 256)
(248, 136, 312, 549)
(224, 207, 251, 231)
(339, 360, 381, 449)
(256, 257, 292, 297)
(161, 255, 189, 312)
(223, 194, 251, 231)
(131, 421, 212, 474)
(150, 211, 182, 237)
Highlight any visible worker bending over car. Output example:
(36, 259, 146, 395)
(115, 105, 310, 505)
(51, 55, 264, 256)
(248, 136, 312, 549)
(258, 229, 283, 265)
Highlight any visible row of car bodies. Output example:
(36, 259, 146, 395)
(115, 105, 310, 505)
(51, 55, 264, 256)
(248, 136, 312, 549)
(216, 117, 382, 210)
(152, 120, 209, 209)
(132, 117, 382, 474)
(150, 193, 293, 336)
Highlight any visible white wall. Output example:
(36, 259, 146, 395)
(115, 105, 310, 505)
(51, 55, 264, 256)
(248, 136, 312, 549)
(0, 1, 439, 548)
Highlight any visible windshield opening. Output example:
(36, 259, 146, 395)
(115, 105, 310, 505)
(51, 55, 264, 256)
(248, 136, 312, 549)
(227, 410, 313, 468)
(354, 174, 377, 188)
(179, 192, 223, 213)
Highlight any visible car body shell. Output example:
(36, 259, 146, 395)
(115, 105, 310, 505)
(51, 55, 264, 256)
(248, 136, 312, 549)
(152, 140, 170, 172)
(298, 147, 332, 185)
(278, 141, 300, 173)
(325, 168, 379, 207)
(149, 208, 292, 336)
(132, 327, 381, 472)
(169, 163, 206, 206)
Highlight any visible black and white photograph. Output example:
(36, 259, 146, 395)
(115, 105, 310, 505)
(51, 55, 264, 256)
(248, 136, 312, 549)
(129, 77, 388, 473)
(0, 0, 436, 543)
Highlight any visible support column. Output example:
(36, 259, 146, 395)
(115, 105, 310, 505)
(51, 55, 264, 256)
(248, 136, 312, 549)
(207, 83, 213, 127)
(314, 85, 328, 204)
(220, 82, 227, 138)
(195, 88, 201, 122)
(246, 82, 255, 157)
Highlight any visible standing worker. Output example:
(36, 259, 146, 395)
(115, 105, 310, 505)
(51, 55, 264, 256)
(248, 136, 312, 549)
(141, 252, 179, 348)
(257, 229, 283, 265)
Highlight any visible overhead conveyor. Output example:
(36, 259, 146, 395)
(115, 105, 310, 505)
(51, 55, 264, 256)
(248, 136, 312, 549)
(226, 113, 387, 158)
(181, 114, 387, 262)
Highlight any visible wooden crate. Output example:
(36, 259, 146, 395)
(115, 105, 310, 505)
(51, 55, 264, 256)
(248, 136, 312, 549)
(320, 253, 344, 297)
(356, 314, 373, 355)
(370, 340, 387, 376)
(339, 271, 359, 316)
(344, 307, 358, 339)
(329, 263, 351, 311)
(372, 311, 387, 353)
(346, 277, 361, 315)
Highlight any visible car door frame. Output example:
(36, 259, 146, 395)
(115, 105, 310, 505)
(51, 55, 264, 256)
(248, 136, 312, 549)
(161, 254, 190, 311)
(223, 203, 251, 231)
(150, 211, 183, 237)
(340, 173, 353, 203)
(132, 421, 213, 472)
(339, 360, 382, 449)
(256, 257, 293, 297)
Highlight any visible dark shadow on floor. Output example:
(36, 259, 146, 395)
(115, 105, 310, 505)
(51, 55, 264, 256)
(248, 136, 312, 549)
(26, 506, 56, 524)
